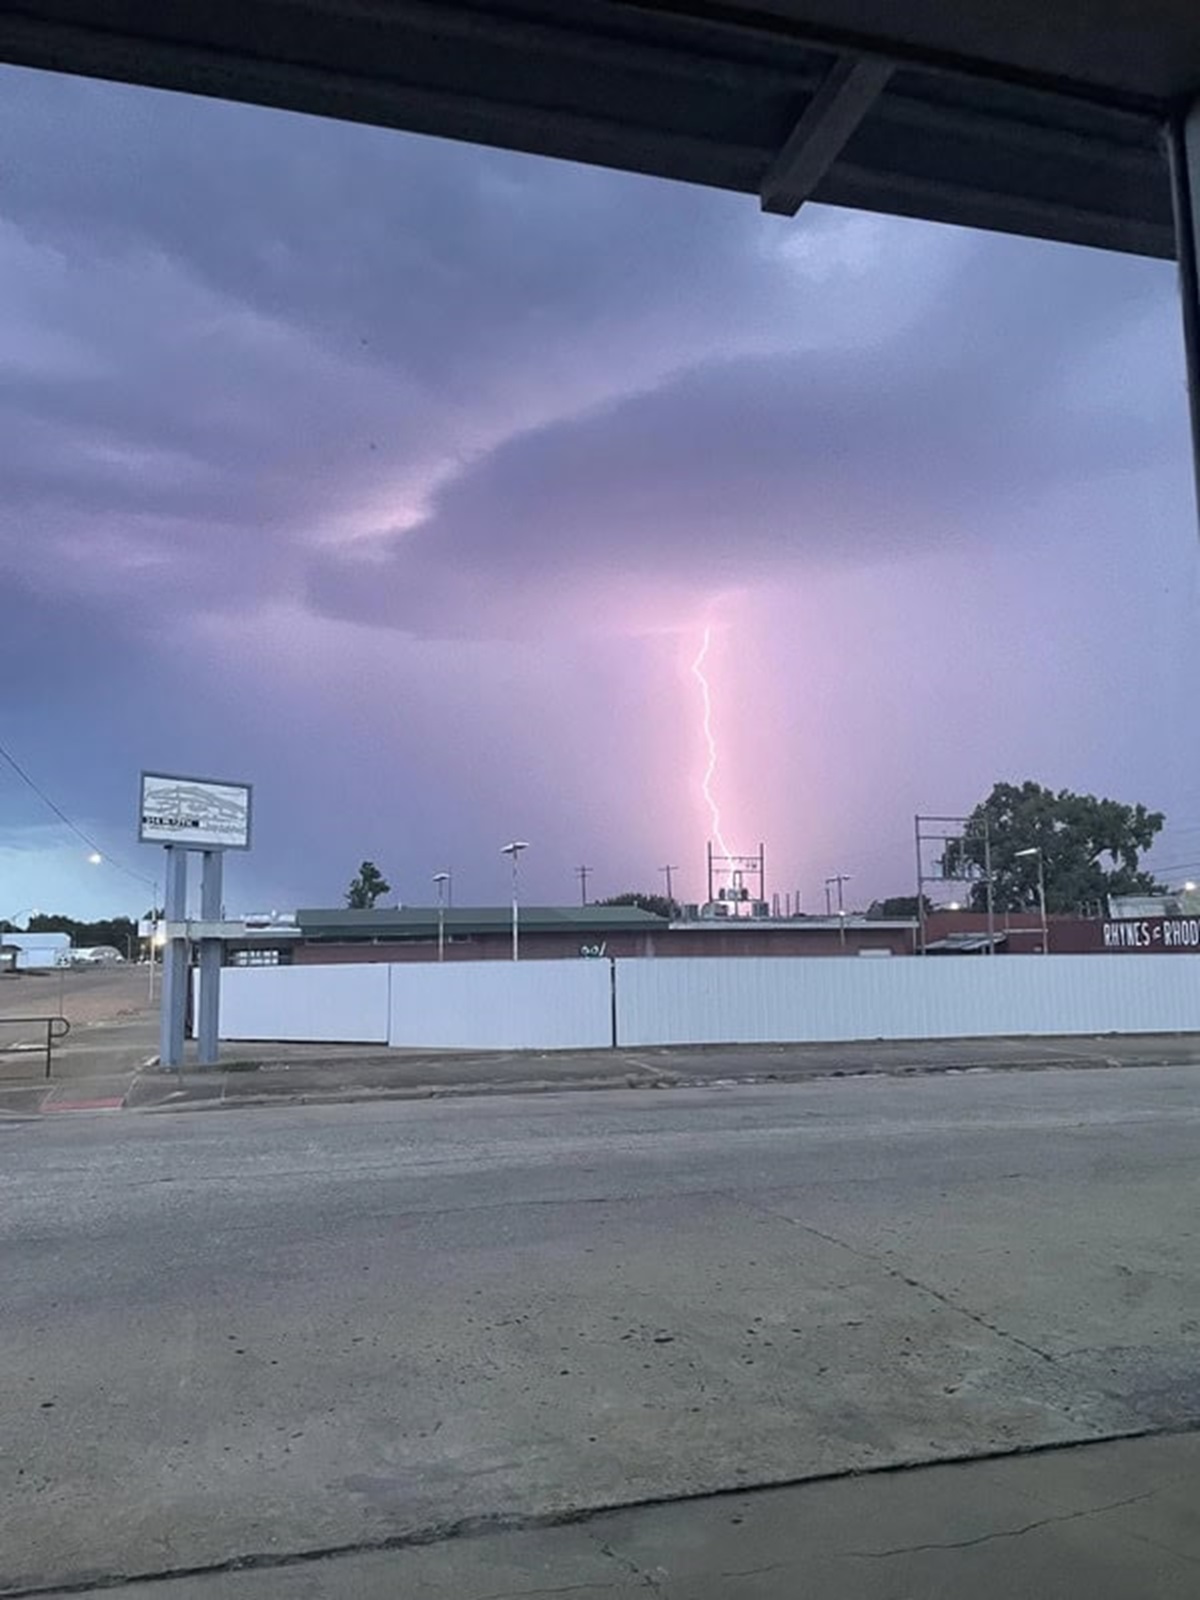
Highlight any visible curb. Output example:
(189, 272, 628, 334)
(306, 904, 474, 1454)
(122, 1051, 1200, 1116)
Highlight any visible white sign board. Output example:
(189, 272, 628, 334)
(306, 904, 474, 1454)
(139, 772, 252, 850)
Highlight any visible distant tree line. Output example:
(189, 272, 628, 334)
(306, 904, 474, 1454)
(0, 912, 141, 953)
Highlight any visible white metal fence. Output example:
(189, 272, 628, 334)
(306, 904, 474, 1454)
(387, 960, 612, 1050)
(218, 955, 1200, 1050)
(613, 955, 1200, 1046)
(220, 962, 390, 1043)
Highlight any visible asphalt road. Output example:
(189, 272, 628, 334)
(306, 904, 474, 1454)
(4, 1067, 1200, 1594)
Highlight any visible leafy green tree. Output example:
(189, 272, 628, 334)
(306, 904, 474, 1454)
(345, 861, 391, 909)
(598, 892, 678, 920)
(944, 781, 1164, 914)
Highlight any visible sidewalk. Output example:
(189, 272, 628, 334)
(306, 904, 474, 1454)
(60, 1428, 1200, 1597)
(0, 988, 156, 1115)
(122, 1030, 1200, 1113)
(6, 1028, 1200, 1118)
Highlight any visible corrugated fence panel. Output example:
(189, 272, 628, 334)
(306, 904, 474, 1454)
(220, 963, 390, 1043)
(614, 956, 1200, 1046)
(387, 960, 612, 1050)
(220, 956, 1200, 1052)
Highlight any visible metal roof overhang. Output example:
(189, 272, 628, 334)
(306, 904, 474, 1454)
(2, 3, 1198, 259)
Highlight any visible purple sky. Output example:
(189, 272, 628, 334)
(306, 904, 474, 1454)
(2, 64, 1199, 919)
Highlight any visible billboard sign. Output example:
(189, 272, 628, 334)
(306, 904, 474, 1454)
(1103, 917, 1200, 951)
(139, 772, 252, 850)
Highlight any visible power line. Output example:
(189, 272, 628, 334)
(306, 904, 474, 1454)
(0, 737, 156, 890)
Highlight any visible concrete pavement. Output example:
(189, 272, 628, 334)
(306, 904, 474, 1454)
(126, 1029, 1200, 1111)
(0, 967, 155, 1111)
(3, 1066, 1200, 1593)
(73, 1429, 1200, 1598)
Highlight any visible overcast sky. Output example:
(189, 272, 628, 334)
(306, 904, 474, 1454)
(1, 63, 1198, 919)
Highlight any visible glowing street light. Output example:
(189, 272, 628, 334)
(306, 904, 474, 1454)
(1185, 881, 1197, 893)
(501, 841, 529, 961)
(88, 852, 103, 866)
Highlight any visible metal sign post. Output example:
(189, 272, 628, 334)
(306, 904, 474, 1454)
(159, 845, 188, 1071)
(141, 771, 252, 1073)
(197, 850, 224, 1067)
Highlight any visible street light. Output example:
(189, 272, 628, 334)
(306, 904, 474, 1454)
(501, 841, 529, 961)
(88, 852, 103, 866)
(1015, 847, 1048, 955)
(824, 873, 851, 950)
(1185, 881, 1197, 893)
(432, 872, 450, 962)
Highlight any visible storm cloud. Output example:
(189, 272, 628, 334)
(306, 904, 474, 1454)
(0, 62, 1195, 916)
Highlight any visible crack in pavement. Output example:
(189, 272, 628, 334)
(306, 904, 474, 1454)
(847, 1478, 1181, 1559)
(590, 1536, 664, 1593)
(5, 1430, 1196, 1598)
(748, 1199, 1062, 1367)
(467, 1584, 619, 1600)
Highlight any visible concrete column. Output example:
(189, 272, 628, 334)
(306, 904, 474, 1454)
(197, 850, 225, 1067)
(159, 846, 188, 1071)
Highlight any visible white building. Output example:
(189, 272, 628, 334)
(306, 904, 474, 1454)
(1, 931, 71, 970)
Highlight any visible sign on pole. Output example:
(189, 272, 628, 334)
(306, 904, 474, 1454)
(140, 770, 253, 1073)
(139, 772, 252, 851)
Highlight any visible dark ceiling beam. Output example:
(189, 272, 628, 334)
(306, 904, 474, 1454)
(760, 54, 893, 213)
(613, 0, 1170, 117)
(306, 0, 823, 94)
(0, 11, 767, 180)
(820, 158, 1176, 257)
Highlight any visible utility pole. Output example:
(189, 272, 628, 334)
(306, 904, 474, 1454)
(824, 874, 851, 950)
(660, 864, 678, 905)
(576, 865, 592, 906)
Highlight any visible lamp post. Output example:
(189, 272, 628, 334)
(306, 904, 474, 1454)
(1015, 847, 1048, 954)
(824, 873, 851, 950)
(432, 872, 450, 962)
(501, 841, 529, 961)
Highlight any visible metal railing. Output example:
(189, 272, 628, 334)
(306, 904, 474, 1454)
(0, 1016, 71, 1079)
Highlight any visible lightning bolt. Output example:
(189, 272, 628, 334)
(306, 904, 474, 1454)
(691, 625, 733, 859)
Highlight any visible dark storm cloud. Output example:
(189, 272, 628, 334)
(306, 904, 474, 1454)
(308, 235, 1181, 635)
(0, 62, 863, 637)
(0, 65, 821, 393)
(0, 61, 1182, 657)
(0, 64, 1194, 918)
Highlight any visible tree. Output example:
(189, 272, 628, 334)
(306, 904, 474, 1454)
(943, 781, 1164, 915)
(867, 895, 933, 919)
(345, 861, 391, 909)
(26, 913, 139, 954)
(597, 891, 678, 920)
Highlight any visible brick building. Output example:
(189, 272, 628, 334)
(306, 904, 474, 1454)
(286, 906, 916, 964)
